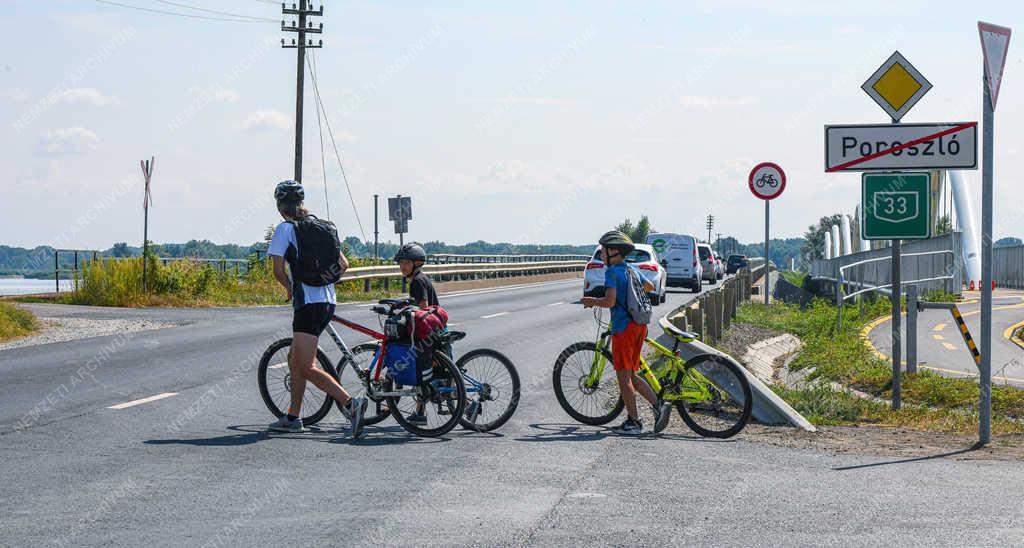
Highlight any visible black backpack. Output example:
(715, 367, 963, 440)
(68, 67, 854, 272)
(291, 215, 343, 286)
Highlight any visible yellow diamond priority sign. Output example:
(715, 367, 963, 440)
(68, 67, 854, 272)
(861, 51, 932, 122)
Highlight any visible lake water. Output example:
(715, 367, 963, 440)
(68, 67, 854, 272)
(0, 278, 75, 296)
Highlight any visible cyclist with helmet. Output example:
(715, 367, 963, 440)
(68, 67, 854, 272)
(394, 243, 438, 425)
(266, 180, 368, 437)
(395, 243, 437, 308)
(581, 230, 671, 435)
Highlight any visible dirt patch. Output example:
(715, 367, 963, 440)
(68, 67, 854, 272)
(723, 423, 1024, 461)
(0, 316, 177, 351)
(434, 272, 581, 294)
(718, 322, 784, 358)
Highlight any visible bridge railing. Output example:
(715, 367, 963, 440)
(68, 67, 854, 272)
(994, 244, 1024, 289)
(427, 253, 590, 264)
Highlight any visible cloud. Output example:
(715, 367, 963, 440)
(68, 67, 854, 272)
(679, 95, 758, 110)
(474, 97, 578, 107)
(48, 88, 117, 106)
(36, 127, 100, 157)
(1, 88, 29, 102)
(241, 110, 292, 133)
(188, 85, 240, 103)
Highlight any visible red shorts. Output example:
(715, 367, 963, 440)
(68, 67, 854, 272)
(611, 322, 647, 372)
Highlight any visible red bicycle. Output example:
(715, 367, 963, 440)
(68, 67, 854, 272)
(258, 299, 467, 437)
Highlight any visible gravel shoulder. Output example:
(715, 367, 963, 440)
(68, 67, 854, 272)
(0, 316, 179, 351)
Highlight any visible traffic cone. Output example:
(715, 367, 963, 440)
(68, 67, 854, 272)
(993, 280, 997, 291)
(969, 280, 975, 291)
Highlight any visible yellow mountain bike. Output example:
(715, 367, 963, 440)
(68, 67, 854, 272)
(553, 308, 752, 438)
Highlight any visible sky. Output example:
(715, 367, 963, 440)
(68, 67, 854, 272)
(2, 0, 1023, 250)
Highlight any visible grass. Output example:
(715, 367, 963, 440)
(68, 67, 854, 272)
(0, 301, 39, 342)
(734, 298, 1024, 434)
(18, 255, 403, 308)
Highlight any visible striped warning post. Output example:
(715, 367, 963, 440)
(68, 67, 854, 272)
(950, 306, 982, 369)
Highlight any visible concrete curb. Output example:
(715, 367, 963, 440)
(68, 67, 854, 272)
(657, 303, 817, 432)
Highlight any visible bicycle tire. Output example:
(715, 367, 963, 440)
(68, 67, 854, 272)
(456, 348, 521, 432)
(387, 351, 466, 437)
(335, 342, 391, 426)
(257, 338, 336, 426)
(552, 341, 624, 426)
(671, 355, 752, 438)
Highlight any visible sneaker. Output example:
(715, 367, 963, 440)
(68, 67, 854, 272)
(653, 399, 672, 434)
(268, 415, 305, 433)
(611, 417, 644, 436)
(347, 397, 368, 439)
(406, 412, 428, 425)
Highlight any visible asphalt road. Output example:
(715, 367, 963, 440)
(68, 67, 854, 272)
(868, 291, 1024, 387)
(2, 278, 1023, 546)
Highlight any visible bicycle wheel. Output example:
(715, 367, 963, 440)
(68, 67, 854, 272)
(335, 342, 391, 426)
(457, 348, 521, 432)
(670, 355, 752, 438)
(552, 342, 623, 426)
(387, 352, 466, 437)
(258, 338, 335, 426)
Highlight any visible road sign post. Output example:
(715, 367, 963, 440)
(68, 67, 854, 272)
(748, 162, 786, 305)
(978, 21, 1010, 445)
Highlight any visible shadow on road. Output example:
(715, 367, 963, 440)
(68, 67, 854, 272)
(831, 446, 980, 471)
(145, 424, 461, 447)
(514, 423, 728, 443)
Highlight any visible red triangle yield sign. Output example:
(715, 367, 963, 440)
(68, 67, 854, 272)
(978, 21, 1011, 108)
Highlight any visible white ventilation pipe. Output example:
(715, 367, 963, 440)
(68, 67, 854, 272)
(824, 231, 833, 260)
(831, 225, 841, 258)
(855, 205, 871, 252)
(949, 170, 981, 285)
(840, 214, 853, 256)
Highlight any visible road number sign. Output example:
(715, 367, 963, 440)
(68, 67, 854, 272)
(861, 51, 932, 122)
(979, 22, 1012, 108)
(748, 162, 785, 200)
(824, 122, 977, 172)
(861, 172, 931, 240)
(388, 196, 412, 221)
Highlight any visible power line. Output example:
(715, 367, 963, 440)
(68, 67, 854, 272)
(151, 0, 274, 21)
(310, 51, 331, 222)
(93, 0, 276, 22)
(307, 50, 368, 241)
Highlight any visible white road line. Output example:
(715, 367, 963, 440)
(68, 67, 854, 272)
(447, 323, 461, 327)
(546, 301, 565, 307)
(481, 312, 510, 319)
(108, 392, 178, 410)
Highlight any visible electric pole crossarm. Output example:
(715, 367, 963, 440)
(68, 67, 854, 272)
(283, 6, 323, 16)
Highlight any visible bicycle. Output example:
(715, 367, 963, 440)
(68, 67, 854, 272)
(257, 299, 467, 438)
(755, 173, 779, 189)
(552, 308, 752, 438)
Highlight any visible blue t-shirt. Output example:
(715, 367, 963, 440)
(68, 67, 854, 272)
(604, 263, 639, 335)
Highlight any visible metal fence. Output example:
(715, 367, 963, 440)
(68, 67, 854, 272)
(665, 264, 765, 344)
(994, 244, 1024, 289)
(810, 231, 963, 295)
(428, 253, 590, 264)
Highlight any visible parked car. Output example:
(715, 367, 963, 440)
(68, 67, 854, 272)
(697, 244, 716, 284)
(726, 254, 748, 274)
(712, 250, 725, 280)
(646, 233, 701, 292)
(583, 243, 667, 305)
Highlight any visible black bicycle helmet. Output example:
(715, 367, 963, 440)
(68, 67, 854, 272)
(598, 230, 635, 254)
(393, 243, 427, 262)
(274, 180, 304, 204)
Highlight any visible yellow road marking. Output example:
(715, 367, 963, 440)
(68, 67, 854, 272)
(942, 342, 957, 350)
(919, 365, 1024, 384)
(933, 323, 946, 331)
(932, 334, 945, 341)
(1004, 319, 1024, 351)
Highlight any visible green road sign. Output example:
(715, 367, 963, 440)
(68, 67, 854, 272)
(861, 172, 931, 240)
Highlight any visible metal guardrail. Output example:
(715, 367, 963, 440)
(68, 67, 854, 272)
(428, 253, 590, 264)
(810, 232, 963, 295)
(339, 260, 584, 281)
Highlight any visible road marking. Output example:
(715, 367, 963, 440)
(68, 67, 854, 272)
(447, 322, 460, 327)
(481, 312, 510, 319)
(1004, 319, 1024, 351)
(269, 361, 288, 370)
(108, 392, 178, 410)
(932, 334, 945, 341)
(919, 365, 1024, 385)
(933, 323, 946, 331)
(546, 301, 565, 307)
(942, 342, 957, 350)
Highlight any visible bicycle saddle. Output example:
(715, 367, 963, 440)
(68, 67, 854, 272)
(370, 305, 391, 315)
(663, 323, 699, 343)
(378, 298, 414, 307)
(439, 330, 466, 344)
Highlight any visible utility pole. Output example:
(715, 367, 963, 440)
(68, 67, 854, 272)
(140, 157, 154, 292)
(705, 214, 714, 245)
(716, 232, 722, 256)
(282, 1, 323, 183)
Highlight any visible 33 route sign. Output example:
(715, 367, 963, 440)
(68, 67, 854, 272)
(861, 172, 931, 240)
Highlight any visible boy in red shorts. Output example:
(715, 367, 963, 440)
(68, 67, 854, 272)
(581, 230, 671, 435)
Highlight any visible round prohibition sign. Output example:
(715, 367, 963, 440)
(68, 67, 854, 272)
(748, 162, 786, 200)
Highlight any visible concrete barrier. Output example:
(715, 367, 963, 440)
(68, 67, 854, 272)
(657, 295, 816, 431)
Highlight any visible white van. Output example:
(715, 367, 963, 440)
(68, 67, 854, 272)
(646, 233, 701, 292)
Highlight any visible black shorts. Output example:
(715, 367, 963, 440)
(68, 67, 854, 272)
(292, 303, 336, 336)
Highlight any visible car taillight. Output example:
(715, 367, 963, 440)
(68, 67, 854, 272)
(585, 262, 603, 270)
(693, 248, 697, 267)
(637, 264, 658, 271)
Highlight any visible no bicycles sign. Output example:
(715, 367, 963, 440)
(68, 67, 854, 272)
(748, 162, 785, 200)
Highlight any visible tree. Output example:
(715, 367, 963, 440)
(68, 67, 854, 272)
(935, 214, 952, 236)
(110, 242, 132, 257)
(800, 214, 844, 260)
(614, 215, 654, 244)
(995, 237, 1023, 248)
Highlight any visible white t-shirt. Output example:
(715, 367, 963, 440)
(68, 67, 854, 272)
(267, 221, 336, 308)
